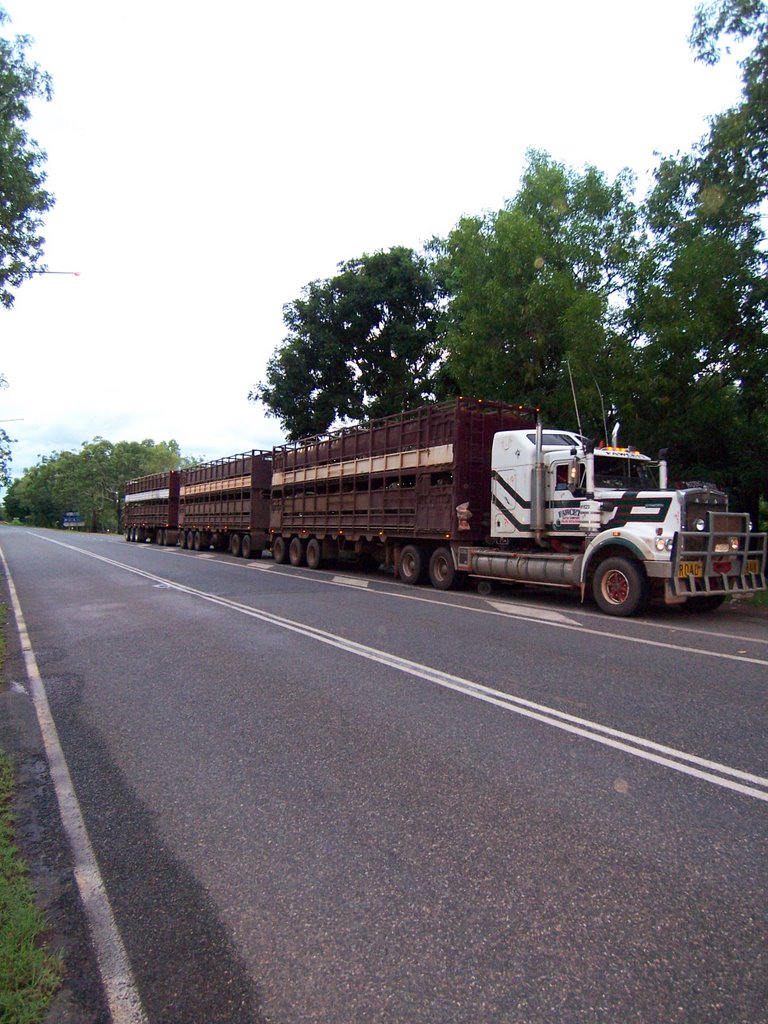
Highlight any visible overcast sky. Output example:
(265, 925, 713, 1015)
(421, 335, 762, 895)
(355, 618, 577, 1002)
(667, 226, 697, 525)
(0, 0, 745, 479)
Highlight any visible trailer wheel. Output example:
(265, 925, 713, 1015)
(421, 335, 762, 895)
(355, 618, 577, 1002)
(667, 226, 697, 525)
(241, 534, 253, 559)
(289, 536, 306, 567)
(272, 536, 288, 564)
(306, 538, 323, 570)
(593, 557, 647, 616)
(228, 533, 241, 557)
(429, 547, 456, 590)
(399, 545, 426, 585)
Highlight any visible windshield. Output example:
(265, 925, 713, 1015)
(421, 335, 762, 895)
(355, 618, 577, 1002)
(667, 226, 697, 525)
(593, 455, 658, 489)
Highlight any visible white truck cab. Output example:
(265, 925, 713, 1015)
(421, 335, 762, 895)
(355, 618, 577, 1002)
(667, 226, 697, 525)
(454, 424, 767, 615)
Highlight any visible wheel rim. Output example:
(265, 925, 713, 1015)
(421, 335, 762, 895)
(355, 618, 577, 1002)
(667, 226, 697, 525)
(402, 553, 416, 577)
(433, 554, 450, 584)
(602, 569, 629, 605)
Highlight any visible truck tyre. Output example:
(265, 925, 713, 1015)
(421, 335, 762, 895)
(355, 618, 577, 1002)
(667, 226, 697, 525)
(289, 536, 306, 567)
(429, 547, 456, 590)
(229, 533, 241, 557)
(241, 534, 253, 559)
(306, 538, 323, 570)
(593, 557, 647, 616)
(272, 535, 288, 564)
(155, 529, 163, 545)
(399, 545, 426, 585)
(686, 594, 726, 613)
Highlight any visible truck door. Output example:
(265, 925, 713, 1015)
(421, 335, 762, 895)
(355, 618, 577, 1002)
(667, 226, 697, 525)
(550, 462, 583, 533)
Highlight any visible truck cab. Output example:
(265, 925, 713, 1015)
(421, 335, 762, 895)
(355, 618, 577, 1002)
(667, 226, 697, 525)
(480, 426, 767, 614)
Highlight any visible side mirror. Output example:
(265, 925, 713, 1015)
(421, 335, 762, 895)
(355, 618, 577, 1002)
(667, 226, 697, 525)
(569, 454, 584, 496)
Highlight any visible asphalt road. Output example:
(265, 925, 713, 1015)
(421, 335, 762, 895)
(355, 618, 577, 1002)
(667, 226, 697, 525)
(1, 526, 766, 1024)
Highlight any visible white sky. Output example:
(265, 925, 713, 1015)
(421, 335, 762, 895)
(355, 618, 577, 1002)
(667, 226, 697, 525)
(0, 0, 746, 478)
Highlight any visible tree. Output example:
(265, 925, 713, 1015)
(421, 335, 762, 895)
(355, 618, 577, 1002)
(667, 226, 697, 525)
(620, 1, 768, 523)
(0, 372, 13, 485)
(690, 0, 768, 208)
(2, 438, 182, 531)
(251, 247, 444, 438)
(0, 5, 54, 308)
(433, 151, 639, 436)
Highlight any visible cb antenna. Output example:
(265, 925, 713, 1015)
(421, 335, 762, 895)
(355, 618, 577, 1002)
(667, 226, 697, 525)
(565, 360, 583, 438)
(591, 373, 609, 442)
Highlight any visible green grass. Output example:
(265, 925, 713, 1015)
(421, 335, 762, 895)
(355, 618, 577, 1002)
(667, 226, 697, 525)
(0, 605, 62, 1023)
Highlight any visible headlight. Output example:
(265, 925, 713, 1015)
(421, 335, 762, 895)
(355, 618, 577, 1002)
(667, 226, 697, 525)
(655, 537, 673, 551)
(694, 518, 706, 532)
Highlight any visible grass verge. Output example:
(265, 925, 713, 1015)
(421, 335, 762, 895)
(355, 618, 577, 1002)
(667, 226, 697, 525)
(0, 603, 62, 1023)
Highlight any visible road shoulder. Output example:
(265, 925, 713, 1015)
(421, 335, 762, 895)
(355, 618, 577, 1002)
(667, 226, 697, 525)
(0, 573, 109, 1024)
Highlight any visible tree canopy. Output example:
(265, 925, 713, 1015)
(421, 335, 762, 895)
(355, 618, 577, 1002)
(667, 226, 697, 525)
(2, 438, 182, 532)
(250, 247, 443, 439)
(251, 1, 767, 524)
(0, 5, 54, 308)
(0, 7, 54, 483)
(431, 151, 639, 435)
(620, 0, 768, 522)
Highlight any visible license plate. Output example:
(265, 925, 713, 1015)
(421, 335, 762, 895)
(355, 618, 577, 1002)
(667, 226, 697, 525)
(678, 561, 703, 579)
(746, 559, 761, 575)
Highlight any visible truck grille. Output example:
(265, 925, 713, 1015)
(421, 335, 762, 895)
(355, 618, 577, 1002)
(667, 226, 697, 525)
(682, 489, 727, 532)
(672, 509, 767, 596)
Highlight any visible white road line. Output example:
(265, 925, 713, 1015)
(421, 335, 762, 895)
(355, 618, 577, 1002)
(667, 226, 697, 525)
(487, 600, 580, 625)
(0, 546, 149, 1024)
(179, 545, 767, 649)
(28, 535, 768, 803)
(246, 563, 768, 663)
(331, 575, 370, 588)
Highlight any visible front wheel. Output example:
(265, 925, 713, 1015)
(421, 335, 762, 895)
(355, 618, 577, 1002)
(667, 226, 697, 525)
(429, 547, 456, 590)
(592, 557, 648, 616)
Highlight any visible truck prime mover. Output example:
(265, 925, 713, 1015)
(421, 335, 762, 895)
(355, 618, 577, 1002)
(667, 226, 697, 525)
(124, 397, 767, 617)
